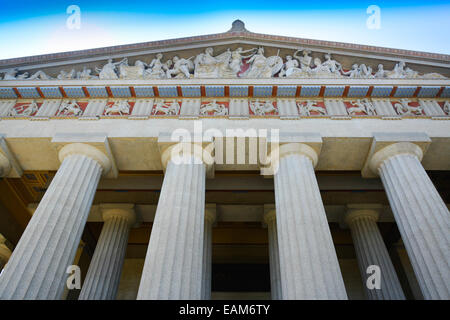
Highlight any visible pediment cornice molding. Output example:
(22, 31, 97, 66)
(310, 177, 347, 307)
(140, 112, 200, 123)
(1, 20, 449, 71)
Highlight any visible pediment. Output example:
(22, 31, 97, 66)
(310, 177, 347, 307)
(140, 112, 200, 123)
(1, 20, 449, 80)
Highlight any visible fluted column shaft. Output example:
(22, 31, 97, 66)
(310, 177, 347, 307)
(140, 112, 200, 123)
(273, 143, 347, 299)
(370, 143, 450, 299)
(0, 143, 110, 299)
(78, 206, 135, 300)
(345, 208, 405, 300)
(202, 208, 216, 300)
(137, 143, 209, 299)
(264, 210, 282, 300)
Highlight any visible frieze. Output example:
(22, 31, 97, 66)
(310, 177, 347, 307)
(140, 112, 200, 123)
(0, 98, 448, 120)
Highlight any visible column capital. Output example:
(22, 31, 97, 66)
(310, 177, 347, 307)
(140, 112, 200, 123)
(267, 143, 320, 176)
(205, 204, 217, 223)
(271, 132, 321, 166)
(261, 132, 322, 176)
(0, 135, 23, 178)
(280, 143, 319, 165)
(158, 132, 215, 178)
(369, 142, 423, 174)
(361, 132, 430, 178)
(344, 204, 383, 226)
(52, 133, 118, 178)
(161, 143, 213, 167)
(100, 203, 136, 227)
(263, 204, 276, 224)
(58, 143, 111, 175)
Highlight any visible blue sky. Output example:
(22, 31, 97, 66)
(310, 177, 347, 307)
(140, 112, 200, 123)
(0, 1, 449, 59)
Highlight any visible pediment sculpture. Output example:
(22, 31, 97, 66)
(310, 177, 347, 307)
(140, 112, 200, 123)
(1, 47, 447, 80)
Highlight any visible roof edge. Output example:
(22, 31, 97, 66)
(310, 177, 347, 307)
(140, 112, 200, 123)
(1, 22, 449, 67)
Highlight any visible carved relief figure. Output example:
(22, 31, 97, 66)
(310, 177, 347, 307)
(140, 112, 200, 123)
(394, 99, 423, 115)
(386, 61, 406, 78)
(152, 100, 180, 115)
(119, 59, 148, 79)
(342, 64, 373, 78)
(243, 48, 283, 78)
(9, 101, 39, 116)
(359, 64, 373, 78)
(321, 53, 342, 75)
(422, 72, 447, 79)
(96, 58, 127, 80)
(229, 47, 257, 75)
(2, 69, 31, 80)
(105, 100, 131, 115)
(404, 67, 419, 78)
(280, 55, 301, 78)
(282, 49, 314, 78)
(297, 101, 327, 116)
(166, 56, 194, 79)
(58, 100, 82, 116)
(347, 99, 376, 115)
(243, 48, 269, 78)
(298, 49, 313, 71)
(77, 67, 99, 80)
(194, 47, 221, 78)
(27, 70, 53, 80)
(310, 58, 336, 78)
(3, 69, 19, 80)
(194, 47, 243, 78)
(214, 49, 235, 78)
(147, 53, 170, 79)
(250, 99, 277, 115)
(16, 72, 30, 80)
(374, 64, 386, 78)
(57, 69, 76, 80)
(200, 100, 228, 115)
(443, 101, 450, 115)
(363, 99, 376, 115)
(342, 64, 360, 78)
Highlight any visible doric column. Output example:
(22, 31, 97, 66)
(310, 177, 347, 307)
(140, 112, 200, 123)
(368, 142, 450, 299)
(78, 204, 136, 300)
(272, 143, 347, 299)
(0, 235, 12, 271)
(345, 205, 405, 300)
(202, 205, 216, 300)
(0, 143, 110, 299)
(263, 207, 282, 300)
(137, 142, 213, 299)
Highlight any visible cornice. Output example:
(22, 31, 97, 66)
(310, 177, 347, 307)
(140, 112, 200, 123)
(1, 28, 449, 68)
